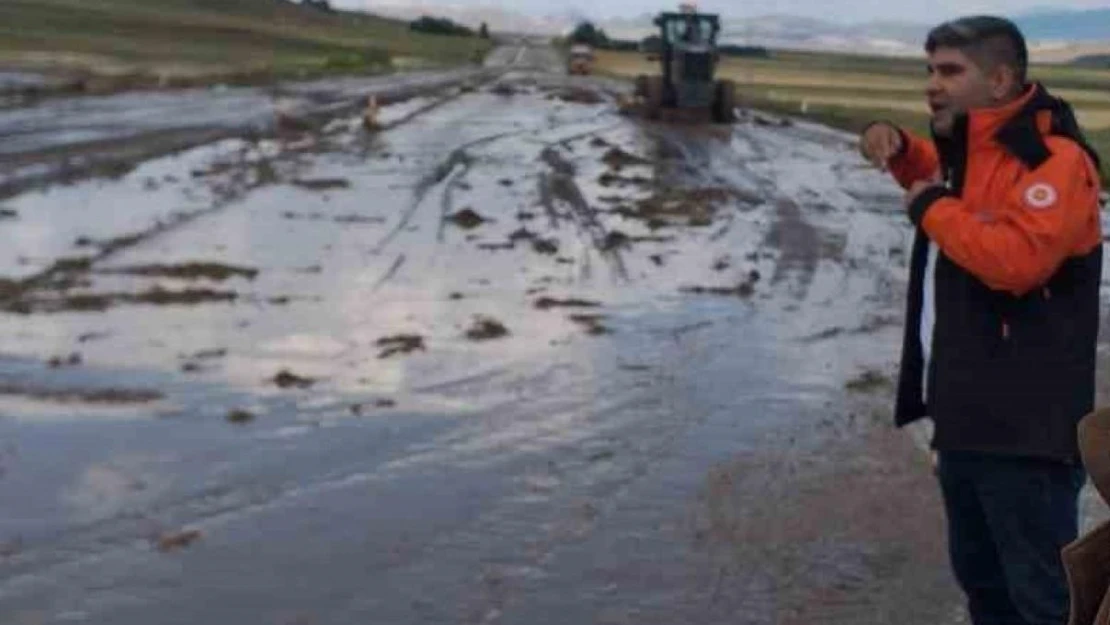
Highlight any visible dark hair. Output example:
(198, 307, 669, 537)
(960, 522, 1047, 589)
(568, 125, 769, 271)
(925, 15, 1028, 85)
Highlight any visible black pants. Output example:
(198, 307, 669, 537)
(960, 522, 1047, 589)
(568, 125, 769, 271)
(937, 451, 1087, 625)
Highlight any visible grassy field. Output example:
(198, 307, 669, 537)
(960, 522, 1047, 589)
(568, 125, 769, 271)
(596, 49, 1110, 183)
(0, 0, 493, 88)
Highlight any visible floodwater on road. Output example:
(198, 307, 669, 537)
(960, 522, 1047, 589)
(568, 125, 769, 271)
(0, 61, 507, 200)
(1, 45, 1108, 625)
(0, 72, 57, 92)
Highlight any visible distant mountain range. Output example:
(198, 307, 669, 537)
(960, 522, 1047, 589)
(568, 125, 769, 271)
(1014, 8, 1110, 42)
(356, 3, 1110, 58)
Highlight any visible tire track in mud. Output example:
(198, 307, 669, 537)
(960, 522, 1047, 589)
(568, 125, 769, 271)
(377, 79, 494, 133)
(0, 68, 510, 204)
(370, 110, 627, 287)
(372, 254, 408, 291)
(371, 145, 473, 256)
(546, 121, 625, 151)
(764, 198, 846, 298)
(1, 69, 616, 307)
(0, 78, 517, 310)
(538, 146, 629, 280)
(629, 124, 837, 298)
(638, 125, 738, 190)
(0, 47, 571, 299)
(725, 123, 904, 301)
(633, 116, 906, 328)
(437, 160, 475, 243)
(370, 129, 528, 258)
(652, 122, 853, 299)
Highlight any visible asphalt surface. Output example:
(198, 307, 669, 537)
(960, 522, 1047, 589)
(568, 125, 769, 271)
(1, 43, 1108, 625)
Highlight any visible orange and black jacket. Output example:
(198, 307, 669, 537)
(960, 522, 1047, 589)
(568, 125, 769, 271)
(884, 82, 1104, 463)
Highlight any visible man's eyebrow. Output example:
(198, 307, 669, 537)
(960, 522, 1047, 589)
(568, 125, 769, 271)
(928, 61, 966, 73)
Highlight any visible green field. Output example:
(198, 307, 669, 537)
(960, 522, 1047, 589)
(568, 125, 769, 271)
(0, 0, 493, 88)
(597, 49, 1110, 183)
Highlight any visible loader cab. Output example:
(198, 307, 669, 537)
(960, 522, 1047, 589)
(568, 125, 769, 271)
(664, 13, 717, 48)
(653, 10, 722, 107)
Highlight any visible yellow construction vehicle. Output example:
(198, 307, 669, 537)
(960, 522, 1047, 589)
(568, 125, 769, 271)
(567, 44, 595, 75)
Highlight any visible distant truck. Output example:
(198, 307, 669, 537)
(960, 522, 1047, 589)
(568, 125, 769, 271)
(567, 44, 595, 75)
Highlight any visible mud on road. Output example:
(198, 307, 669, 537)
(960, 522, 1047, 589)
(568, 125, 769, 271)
(2, 45, 1108, 624)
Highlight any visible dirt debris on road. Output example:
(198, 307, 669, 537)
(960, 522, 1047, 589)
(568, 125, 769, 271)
(376, 334, 426, 359)
(601, 230, 632, 251)
(680, 282, 756, 298)
(4, 286, 240, 315)
(99, 262, 259, 282)
(845, 369, 894, 393)
(631, 186, 738, 226)
(569, 314, 612, 336)
(681, 268, 762, 299)
(292, 177, 352, 191)
(155, 529, 203, 553)
(46, 353, 82, 369)
(601, 147, 652, 169)
(272, 370, 316, 390)
(534, 297, 602, 311)
(226, 409, 257, 425)
(447, 208, 489, 230)
(508, 227, 536, 242)
(0, 382, 165, 405)
(597, 171, 651, 189)
(77, 331, 111, 343)
(465, 316, 510, 341)
(532, 238, 559, 255)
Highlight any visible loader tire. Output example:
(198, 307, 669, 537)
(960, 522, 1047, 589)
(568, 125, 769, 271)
(712, 79, 737, 123)
(643, 75, 664, 120)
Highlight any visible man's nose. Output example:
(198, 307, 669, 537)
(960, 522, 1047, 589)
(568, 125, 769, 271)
(926, 73, 943, 96)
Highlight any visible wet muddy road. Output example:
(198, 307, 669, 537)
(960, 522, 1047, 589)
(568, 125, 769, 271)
(2, 45, 1106, 624)
(0, 43, 552, 200)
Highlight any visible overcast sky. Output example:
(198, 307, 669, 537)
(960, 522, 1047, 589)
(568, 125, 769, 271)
(339, 0, 1110, 23)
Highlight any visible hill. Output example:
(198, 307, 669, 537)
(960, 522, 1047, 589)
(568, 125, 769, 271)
(0, 0, 492, 90)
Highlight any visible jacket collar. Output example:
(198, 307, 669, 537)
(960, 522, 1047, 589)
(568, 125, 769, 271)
(963, 82, 1041, 149)
(934, 82, 1086, 174)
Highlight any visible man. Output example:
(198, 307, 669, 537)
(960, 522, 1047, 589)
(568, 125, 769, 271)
(859, 15, 1104, 625)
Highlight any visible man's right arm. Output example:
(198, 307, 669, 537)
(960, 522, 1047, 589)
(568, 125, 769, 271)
(861, 121, 940, 189)
(888, 128, 941, 190)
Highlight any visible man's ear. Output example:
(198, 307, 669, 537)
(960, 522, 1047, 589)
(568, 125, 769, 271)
(990, 64, 1019, 100)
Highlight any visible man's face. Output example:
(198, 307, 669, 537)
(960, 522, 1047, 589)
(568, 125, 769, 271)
(925, 47, 996, 136)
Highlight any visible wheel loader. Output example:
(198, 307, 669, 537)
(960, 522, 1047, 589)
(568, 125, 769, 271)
(630, 6, 737, 123)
